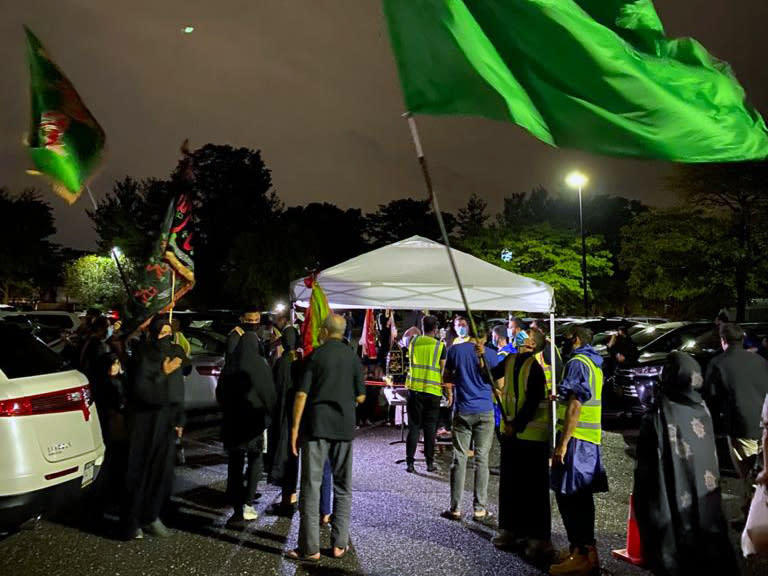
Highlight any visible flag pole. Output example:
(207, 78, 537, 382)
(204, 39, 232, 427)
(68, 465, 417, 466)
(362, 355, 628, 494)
(169, 269, 176, 324)
(85, 185, 132, 297)
(403, 112, 507, 421)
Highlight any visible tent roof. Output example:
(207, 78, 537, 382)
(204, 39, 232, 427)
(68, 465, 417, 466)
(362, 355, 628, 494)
(290, 236, 554, 312)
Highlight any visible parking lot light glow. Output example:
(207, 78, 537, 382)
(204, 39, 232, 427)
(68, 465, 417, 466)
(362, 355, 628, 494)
(275, 303, 287, 313)
(183, 26, 195, 34)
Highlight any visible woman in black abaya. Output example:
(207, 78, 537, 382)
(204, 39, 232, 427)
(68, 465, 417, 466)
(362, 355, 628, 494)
(634, 351, 738, 576)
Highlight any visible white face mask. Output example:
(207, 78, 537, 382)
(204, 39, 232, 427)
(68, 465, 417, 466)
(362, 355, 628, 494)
(456, 325, 468, 338)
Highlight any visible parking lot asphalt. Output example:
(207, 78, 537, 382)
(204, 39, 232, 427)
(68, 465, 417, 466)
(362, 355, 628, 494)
(3, 420, 765, 576)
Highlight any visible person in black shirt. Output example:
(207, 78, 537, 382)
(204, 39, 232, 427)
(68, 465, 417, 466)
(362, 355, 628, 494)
(121, 318, 189, 540)
(217, 309, 276, 522)
(286, 314, 365, 562)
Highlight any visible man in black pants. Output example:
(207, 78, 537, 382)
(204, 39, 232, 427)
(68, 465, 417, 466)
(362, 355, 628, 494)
(217, 309, 276, 522)
(405, 315, 447, 473)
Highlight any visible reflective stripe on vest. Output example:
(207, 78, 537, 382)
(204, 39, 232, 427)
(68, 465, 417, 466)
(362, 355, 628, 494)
(556, 354, 603, 445)
(500, 355, 550, 442)
(407, 336, 444, 396)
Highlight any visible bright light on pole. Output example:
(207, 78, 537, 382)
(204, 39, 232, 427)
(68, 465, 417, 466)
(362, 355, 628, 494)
(182, 26, 195, 34)
(275, 302, 286, 313)
(111, 246, 122, 259)
(565, 171, 590, 317)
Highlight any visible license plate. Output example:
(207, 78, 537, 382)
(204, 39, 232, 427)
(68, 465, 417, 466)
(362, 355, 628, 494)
(81, 461, 95, 487)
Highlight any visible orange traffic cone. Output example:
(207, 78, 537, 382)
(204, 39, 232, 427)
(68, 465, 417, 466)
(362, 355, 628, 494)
(611, 493, 644, 566)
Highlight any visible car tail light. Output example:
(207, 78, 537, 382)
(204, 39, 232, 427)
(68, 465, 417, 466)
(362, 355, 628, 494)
(44, 466, 78, 481)
(196, 365, 221, 377)
(0, 385, 93, 421)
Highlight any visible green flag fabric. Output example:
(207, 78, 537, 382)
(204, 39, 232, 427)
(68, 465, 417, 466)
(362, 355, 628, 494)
(382, 0, 768, 162)
(25, 27, 105, 203)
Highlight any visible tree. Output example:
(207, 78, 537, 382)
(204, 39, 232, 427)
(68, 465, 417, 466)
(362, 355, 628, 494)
(455, 193, 489, 239)
(0, 188, 60, 303)
(670, 162, 768, 320)
(64, 255, 131, 309)
(90, 144, 284, 307)
(365, 198, 455, 247)
(620, 206, 768, 318)
(460, 223, 613, 313)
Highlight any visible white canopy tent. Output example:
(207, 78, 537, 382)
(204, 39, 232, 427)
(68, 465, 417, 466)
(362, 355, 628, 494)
(290, 236, 554, 312)
(290, 235, 560, 447)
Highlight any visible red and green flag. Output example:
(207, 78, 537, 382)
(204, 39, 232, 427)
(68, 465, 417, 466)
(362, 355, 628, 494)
(24, 27, 106, 203)
(300, 277, 332, 356)
(126, 194, 195, 332)
(383, 0, 768, 162)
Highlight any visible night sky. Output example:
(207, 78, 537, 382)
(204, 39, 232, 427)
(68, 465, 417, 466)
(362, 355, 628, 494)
(2, 1, 767, 249)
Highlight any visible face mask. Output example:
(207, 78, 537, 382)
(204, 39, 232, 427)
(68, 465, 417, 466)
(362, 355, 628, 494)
(105, 326, 114, 340)
(507, 328, 515, 341)
(456, 325, 468, 338)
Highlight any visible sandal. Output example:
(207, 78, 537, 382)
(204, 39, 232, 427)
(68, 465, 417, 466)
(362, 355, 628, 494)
(332, 545, 350, 559)
(284, 549, 320, 563)
(441, 509, 461, 521)
(473, 509, 494, 521)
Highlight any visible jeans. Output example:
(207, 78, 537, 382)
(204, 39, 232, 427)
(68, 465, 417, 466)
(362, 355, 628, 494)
(298, 438, 353, 554)
(555, 490, 595, 551)
(320, 459, 332, 516)
(450, 411, 494, 513)
(226, 436, 264, 508)
(406, 391, 441, 466)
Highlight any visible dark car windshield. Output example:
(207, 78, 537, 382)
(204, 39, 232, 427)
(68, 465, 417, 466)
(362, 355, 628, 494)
(186, 329, 226, 356)
(642, 323, 715, 354)
(0, 323, 67, 378)
(631, 322, 685, 349)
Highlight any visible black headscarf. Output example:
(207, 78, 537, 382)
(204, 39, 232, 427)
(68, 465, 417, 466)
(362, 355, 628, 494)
(634, 352, 737, 576)
(269, 326, 302, 483)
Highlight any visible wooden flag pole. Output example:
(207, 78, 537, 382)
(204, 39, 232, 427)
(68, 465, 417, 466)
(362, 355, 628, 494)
(403, 112, 508, 423)
(169, 269, 176, 324)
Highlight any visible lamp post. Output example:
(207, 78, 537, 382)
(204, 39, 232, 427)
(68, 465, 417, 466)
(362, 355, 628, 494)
(566, 171, 589, 317)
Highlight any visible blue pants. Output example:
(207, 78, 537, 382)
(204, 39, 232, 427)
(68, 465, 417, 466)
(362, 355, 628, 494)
(320, 459, 332, 516)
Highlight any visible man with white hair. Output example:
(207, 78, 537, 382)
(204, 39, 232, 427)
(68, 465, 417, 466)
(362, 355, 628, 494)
(286, 314, 366, 562)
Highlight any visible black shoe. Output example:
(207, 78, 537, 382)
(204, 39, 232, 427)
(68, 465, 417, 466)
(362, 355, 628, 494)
(406, 464, 416, 473)
(426, 463, 437, 472)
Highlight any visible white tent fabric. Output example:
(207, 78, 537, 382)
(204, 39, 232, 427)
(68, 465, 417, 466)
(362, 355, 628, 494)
(290, 236, 554, 312)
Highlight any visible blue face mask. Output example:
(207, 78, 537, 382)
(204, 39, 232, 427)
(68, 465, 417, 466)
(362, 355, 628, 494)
(456, 325, 468, 338)
(105, 325, 114, 340)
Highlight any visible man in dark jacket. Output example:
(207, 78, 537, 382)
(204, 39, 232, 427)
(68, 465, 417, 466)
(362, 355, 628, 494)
(217, 308, 276, 522)
(704, 322, 768, 497)
(121, 317, 189, 540)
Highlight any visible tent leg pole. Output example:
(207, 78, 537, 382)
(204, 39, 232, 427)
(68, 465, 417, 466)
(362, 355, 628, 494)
(549, 312, 557, 453)
(403, 112, 506, 420)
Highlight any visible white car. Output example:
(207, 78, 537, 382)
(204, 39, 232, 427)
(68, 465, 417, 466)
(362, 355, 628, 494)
(0, 321, 105, 532)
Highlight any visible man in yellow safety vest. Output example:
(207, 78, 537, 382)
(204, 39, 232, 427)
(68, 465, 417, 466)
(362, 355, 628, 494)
(493, 331, 553, 565)
(405, 315, 447, 473)
(549, 325, 608, 576)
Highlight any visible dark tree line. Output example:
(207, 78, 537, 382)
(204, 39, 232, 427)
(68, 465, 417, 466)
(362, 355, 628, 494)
(5, 142, 766, 320)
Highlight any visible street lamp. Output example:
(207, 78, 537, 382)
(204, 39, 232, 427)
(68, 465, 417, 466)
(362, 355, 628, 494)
(566, 171, 589, 317)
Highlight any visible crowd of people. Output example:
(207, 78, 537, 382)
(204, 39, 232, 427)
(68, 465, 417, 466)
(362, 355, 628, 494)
(66, 305, 768, 574)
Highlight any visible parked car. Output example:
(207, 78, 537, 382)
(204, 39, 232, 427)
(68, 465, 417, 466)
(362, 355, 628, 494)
(183, 327, 226, 412)
(0, 321, 105, 532)
(614, 321, 768, 416)
(0, 311, 82, 345)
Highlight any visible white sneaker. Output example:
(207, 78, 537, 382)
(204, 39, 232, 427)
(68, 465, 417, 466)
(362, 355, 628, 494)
(242, 504, 258, 521)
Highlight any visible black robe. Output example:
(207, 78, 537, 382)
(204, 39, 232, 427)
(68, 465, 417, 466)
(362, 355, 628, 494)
(217, 327, 276, 450)
(634, 351, 738, 576)
(269, 327, 302, 486)
(121, 335, 189, 532)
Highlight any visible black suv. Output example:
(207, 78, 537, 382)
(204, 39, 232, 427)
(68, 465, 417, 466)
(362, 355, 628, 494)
(614, 321, 768, 416)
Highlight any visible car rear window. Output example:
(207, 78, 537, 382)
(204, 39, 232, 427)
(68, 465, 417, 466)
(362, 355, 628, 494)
(26, 314, 74, 330)
(0, 324, 67, 378)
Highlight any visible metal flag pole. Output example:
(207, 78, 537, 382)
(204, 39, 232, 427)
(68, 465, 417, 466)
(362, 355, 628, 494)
(169, 269, 176, 324)
(85, 185, 132, 297)
(403, 112, 507, 421)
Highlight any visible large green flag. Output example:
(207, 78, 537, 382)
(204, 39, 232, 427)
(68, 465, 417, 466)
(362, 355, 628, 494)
(25, 27, 106, 203)
(383, 0, 768, 162)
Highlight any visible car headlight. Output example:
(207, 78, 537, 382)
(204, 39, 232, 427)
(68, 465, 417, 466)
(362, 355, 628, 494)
(632, 365, 663, 377)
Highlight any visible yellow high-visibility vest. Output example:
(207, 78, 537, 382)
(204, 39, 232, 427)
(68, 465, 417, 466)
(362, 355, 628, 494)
(556, 354, 603, 445)
(407, 335, 444, 397)
(501, 354, 550, 442)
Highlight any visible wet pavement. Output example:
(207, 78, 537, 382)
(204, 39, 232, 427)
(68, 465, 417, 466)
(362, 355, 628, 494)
(3, 420, 764, 576)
